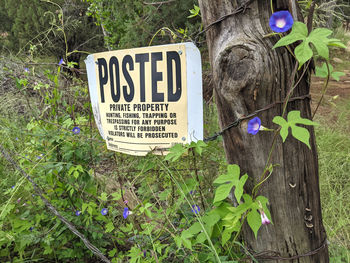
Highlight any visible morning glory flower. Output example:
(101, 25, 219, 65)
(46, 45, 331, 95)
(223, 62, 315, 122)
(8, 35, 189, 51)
(75, 210, 81, 216)
(191, 205, 200, 214)
(58, 58, 64, 66)
(123, 207, 130, 219)
(101, 208, 108, 216)
(269, 11, 294, 33)
(260, 211, 271, 225)
(72, 126, 80, 134)
(247, 117, 262, 135)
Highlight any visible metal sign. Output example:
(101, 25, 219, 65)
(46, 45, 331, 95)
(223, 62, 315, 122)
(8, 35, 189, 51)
(85, 42, 203, 156)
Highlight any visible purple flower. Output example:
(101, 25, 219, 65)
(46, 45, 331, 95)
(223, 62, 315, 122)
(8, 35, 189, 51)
(29, 227, 34, 231)
(247, 117, 262, 135)
(269, 11, 294, 33)
(75, 210, 81, 216)
(24, 67, 29, 73)
(123, 207, 130, 219)
(15, 137, 19, 141)
(11, 185, 15, 189)
(143, 250, 146, 257)
(58, 58, 64, 66)
(260, 211, 271, 225)
(191, 205, 200, 214)
(72, 126, 80, 134)
(189, 190, 196, 195)
(101, 208, 108, 216)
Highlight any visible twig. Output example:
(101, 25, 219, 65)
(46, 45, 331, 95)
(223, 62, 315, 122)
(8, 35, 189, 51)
(143, 0, 175, 5)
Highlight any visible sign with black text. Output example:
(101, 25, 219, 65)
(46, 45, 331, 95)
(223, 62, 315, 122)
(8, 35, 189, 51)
(85, 43, 203, 156)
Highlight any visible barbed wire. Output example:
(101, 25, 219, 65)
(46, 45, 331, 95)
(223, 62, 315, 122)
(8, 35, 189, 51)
(245, 238, 328, 261)
(204, 94, 311, 142)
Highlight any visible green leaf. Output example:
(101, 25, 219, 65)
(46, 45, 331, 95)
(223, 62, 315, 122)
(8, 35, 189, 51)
(82, 203, 88, 214)
(195, 232, 206, 244)
(327, 40, 346, 48)
(100, 192, 108, 202)
(108, 249, 117, 257)
(295, 41, 313, 68)
(221, 227, 235, 246)
(192, 140, 207, 156)
(188, 222, 202, 235)
(308, 28, 332, 40)
(273, 116, 289, 142)
(247, 209, 262, 239)
(291, 126, 311, 148)
(315, 62, 345, 81)
(188, 5, 200, 18)
(310, 40, 329, 60)
(273, 111, 317, 147)
(174, 236, 182, 249)
(202, 214, 221, 228)
(164, 144, 187, 162)
(182, 238, 192, 250)
(234, 174, 248, 203)
(315, 63, 331, 78)
(105, 222, 114, 233)
(213, 182, 235, 203)
(213, 164, 239, 184)
(331, 71, 345, 82)
(273, 22, 307, 49)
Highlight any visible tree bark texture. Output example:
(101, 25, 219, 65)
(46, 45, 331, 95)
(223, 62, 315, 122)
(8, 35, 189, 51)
(198, 0, 329, 262)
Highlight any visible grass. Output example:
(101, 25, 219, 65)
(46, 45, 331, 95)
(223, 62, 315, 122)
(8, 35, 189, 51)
(315, 99, 350, 262)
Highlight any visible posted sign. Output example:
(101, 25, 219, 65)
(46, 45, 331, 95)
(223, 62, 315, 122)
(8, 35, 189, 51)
(85, 42, 203, 156)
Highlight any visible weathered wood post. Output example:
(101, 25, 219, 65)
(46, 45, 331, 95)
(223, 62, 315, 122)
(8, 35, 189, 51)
(198, 0, 329, 262)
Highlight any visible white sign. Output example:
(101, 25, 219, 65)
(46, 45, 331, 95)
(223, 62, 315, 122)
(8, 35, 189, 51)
(85, 42, 203, 156)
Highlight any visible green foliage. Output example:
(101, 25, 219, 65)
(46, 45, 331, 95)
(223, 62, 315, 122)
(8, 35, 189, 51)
(188, 5, 201, 18)
(315, 62, 346, 81)
(213, 165, 247, 204)
(2, 0, 103, 63)
(273, 21, 345, 68)
(84, 0, 202, 49)
(273, 111, 318, 148)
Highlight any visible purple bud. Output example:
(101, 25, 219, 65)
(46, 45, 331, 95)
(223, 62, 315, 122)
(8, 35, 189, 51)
(260, 211, 271, 225)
